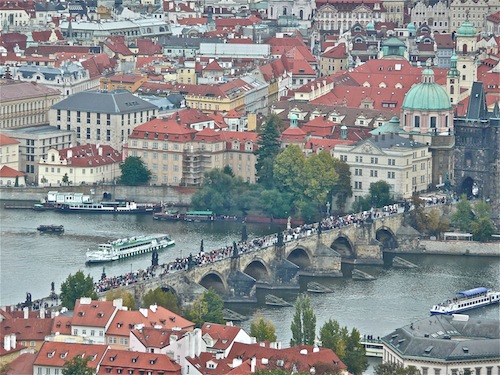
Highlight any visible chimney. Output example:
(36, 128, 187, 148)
(139, 308, 148, 318)
(3, 336, 10, 352)
(150, 304, 157, 313)
(98, 147, 103, 156)
(67, 149, 73, 159)
(40, 307, 45, 319)
(23, 307, 29, 319)
(250, 357, 256, 373)
(113, 299, 123, 309)
(232, 358, 243, 368)
(10, 334, 16, 349)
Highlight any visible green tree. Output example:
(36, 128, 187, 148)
(319, 319, 346, 359)
(14, 175, 19, 187)
(302, 151, 338, 211)
(374, 363, 421, 375)
(319, 320, 367, 375)
(0, 362, 11, 375)
(451, 195, 474, 232)
(312, 362, 343, 375)
(142, 287, 180, 314)
(119, 156, 152, 186)
(62, 355, 95, 375)
(250, 314, 277, 342)
(60, 271, 97, 310)
(351, 196, 371, 213)
(273, 145, 305, 200)
(368, 180, 393, 208)
(258, 189, 292, 219)
(423, 209, 449, 238)
(290, 294, 316, 346)
(332, 158, 352, 213)
(471, 217, 496, 242)
(185, 289, 224, 327)
(62, 173, 69, 185)
(343, 328, 368, 375)
(105, 288, 136, 310)
(191, 169, 235, 213)
(255, 115, 282, 188)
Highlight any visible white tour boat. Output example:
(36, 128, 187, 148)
(430, 287, 500, 315)
(60, 200, 161, 214)
(86, 234, 175, 263)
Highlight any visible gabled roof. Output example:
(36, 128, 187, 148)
(194, 127, 221, 142)
(72, 299, 117, 329)
(137, 38, 162, 55)
(221, 131, 258, 152)
(321, 43, 347, 59)
(0, 133, 19, 146)
(106, 306, 194, 337)
(176, 108, 214, 125)
(129, 118, 197, 142)
(34, 342, 107, 368)
(51, 316, 73, 335)
(54, 144, 121, 168)
(100, 348, 181, 374)
(31, 30, 64, 43)
(202, 323, 243, 351)
(131, 327, 190, 349)
(204, 60, 224, 71)
(186, 352, 234, 375)
(0, 81, 60, 102)
(0, 166, 25, 178)
(301, 116, 336, 137)
(7, 352, 36, 375)
(1, 317, 52, 341)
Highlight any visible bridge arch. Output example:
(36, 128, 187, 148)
(286, 246, 312, 269)
(376, 227, 398, 250)
(243, 259, 271, 282)
(330, 235, 356, 258)
(198, 271, 227, 295)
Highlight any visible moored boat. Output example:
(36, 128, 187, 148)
(430, 287, 500, 315)
(86, 234, 175, 263)
(37, 225, 65, 233)
(61, 201, 161, 214)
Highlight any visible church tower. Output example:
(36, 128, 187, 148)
(455, 17, 478, 94)
(446, 50, 460, 106)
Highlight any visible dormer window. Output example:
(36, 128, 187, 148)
(78, 312, 84, 317)
(132, 357, 139, 363)
(60, 352, 68, 359)
(48, 351, 55, 358)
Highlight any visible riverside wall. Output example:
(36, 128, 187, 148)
(0, 185, 196, 206)
(415, 240, 499, 257)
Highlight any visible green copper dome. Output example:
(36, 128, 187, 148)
(402, 68, 451, 111)
(457, 20, 477, 37)
(366, 22, 375, 31)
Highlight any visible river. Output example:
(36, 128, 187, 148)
(1, 202, 499, 368)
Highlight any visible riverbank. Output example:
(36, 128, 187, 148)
(0, 185, 195, 206)
(416, 240, 500, 257)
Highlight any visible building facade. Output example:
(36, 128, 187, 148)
(2, 125, 73, 183)
(0, 80, 61, 130)
(49, 91, 158, 152)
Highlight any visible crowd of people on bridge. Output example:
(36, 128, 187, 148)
(92, 197, 451, 294)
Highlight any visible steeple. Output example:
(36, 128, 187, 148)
(447, 50, 459, 79)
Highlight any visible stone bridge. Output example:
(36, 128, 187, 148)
(121, 211, 428, 305)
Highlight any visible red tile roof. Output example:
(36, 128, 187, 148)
(130, 326, 190, 349)
(6, 352, 36, 375)
(106, 306, 194, 337)
(137, 38, 163, 56)
(321, 43, 347, 59)
(51, 316, 73, 335)
(104, 36, 134, 56)
(202, 323, 243, 351)
(34, 342, 108, 368)
(72, 299, 118, 329)
(0, 166, 25, 178)
(301, 116, 336, 137)
(31, 30, 64, 43)
(0, 133, 19, 146)
(204, 59, 224, 71)
(0, 81, 60, 102)
(305, 138, 353, 152)
(1, 317, 52, 341)
(55, 144, 121, 168)
(194, 127, 221, 142)
(281, 126, 307, 142)
(178, 17, 207, 25)
(99, 349, 181, 375)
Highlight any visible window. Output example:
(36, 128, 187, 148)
(96, 113, 101, 125)
(355, 168, 362, 176)
(422, 369, 428, 375)
(430, 117, 436, 128)
(354, 181, 362, 189)
(355, 156, 363, 163)
(370, 170, 378, 177)
(414, 116, 420, 128)
(106, 114, 111, 126)
(388, 158, 395, 165)
(340, 155, 347, 161)
(87, 112, 91, 124)
(107, 130, 110, 141)
(370, 157, 378, 164)
(387, 172, 395, 179)
(87, 128, 91, 140)
(73, 329, 78, 335)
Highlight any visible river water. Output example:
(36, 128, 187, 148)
(1, 202, 499, 356)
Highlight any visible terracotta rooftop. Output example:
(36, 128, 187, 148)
(0, 133, 19, 146)
(0, 166, 25, 178)
(0, 81, 60, 102)
(34, 341, 107, 368)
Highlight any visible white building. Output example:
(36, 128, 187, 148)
(381, 314, 500, 375)
(38, 144, 122, 186)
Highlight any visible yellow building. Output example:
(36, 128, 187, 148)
(184, 80, 248, 114)
(0, 133, 20, 171)
(177, 60, 197, 84)
(0, 80, 60, 129)
(320, 44, 348, 77)
(100, 74, 148, 93)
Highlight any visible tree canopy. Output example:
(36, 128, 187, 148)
(142, 287, 180, 314)
(105, 288, 136, 310)
(319, 319, 368, 375)
(250, 314, 277, 342)
(62, 355, 95, 375)
(290, 294, 316, 346)
(119, 156, 151, 186)
(255, 115, 282, 188)
(185, 289, 224, 327)
(374, 363, 421, 375)
(60, 271, 97, 310)
(331, 158, 352, 213)
(451, 196, 497, 241)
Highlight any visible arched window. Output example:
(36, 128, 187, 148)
(283, 7, 287, 16)
(462, 43, 467, 53)
(270, 7, 273, 17)
(450, 85, 454, 94)
(299, 9, 304, 19)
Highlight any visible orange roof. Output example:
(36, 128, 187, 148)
(1, 317, 52, 342)
(204, 60, 224, 71)
(51, 316, 73, 335)
(34, 342, 108, 368)
(305, 138, 353, 152)
(301, 116, 336, 137)
(321, 43, 347, 59)
(130, 326, 190, 349)
(72, 299, 118, 329)
(130, 117, 197, 142)
(178, 17, 207, 25)
(202, 323, 244, 351)
(99, 349, 181, 374)
(106, 306, 194, 337)
(0, 166, 25, 178)
(194, 127, 222, 142)
(56, 144, 121, 168)
(0, 133, 19, 145)
(7, 352, 36, 375)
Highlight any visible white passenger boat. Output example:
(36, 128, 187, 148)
(61, 200, 161, 214)
(430, 287, 500, 315)
(86, 234, 175, 263)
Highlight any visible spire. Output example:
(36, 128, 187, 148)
(447, 50, 460, 78)
(493, 100, 500, 119)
